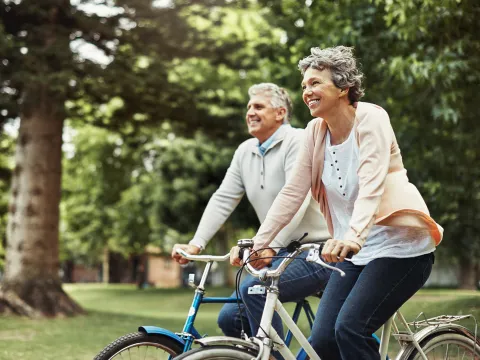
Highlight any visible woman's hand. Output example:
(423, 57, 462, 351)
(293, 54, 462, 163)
(321, 239, 361, 263)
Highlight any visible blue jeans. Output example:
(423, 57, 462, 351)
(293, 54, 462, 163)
(311, 252, 434, 360)
(218, 248, 332, 340)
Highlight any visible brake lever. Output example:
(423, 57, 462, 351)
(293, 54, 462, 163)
(306, 247, 346, 277)
(316, 256, 346, 277)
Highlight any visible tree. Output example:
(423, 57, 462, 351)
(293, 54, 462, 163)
(61, 124, 136, 283)
(256, 0, 480, 287)
(0, 128, 15, 274)
(376, 0, 480, 288)
(0, 0, 255, 316)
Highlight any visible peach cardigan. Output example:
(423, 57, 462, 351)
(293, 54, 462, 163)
(252, 102, 443, 251)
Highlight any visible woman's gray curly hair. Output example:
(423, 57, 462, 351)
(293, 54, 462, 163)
(248, 83, 293, 123)
(298, 46, 365, 104)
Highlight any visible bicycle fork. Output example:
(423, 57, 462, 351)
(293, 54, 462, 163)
(253, 279, 321, 360)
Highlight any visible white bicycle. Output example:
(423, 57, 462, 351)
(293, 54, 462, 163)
(174, 240, 480, 360)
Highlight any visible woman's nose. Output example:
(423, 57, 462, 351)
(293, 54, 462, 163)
(303, 88, 312, 95)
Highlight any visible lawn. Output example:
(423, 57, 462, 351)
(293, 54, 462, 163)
(0, 285, 478, 360)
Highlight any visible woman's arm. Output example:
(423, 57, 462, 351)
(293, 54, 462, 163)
(252, 120, 317, 251)
(344, 105, 394, 248)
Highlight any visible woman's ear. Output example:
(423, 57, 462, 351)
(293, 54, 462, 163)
(339, 88, 349, 98)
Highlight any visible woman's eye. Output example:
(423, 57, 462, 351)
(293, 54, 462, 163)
(312, 81, 320, 85)
(301, 85, 307, 90)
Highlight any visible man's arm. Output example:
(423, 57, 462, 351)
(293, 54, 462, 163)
(187, 146, 246, 250)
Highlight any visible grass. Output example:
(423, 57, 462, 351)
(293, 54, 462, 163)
(0, 285, 478, 360)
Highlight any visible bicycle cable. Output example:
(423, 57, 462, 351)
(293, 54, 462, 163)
(236, 248, 309, 347)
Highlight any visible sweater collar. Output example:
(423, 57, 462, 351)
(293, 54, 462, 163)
(252, 124, 291, 155)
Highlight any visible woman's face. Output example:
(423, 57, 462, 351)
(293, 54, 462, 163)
(301, 67, 345, 118)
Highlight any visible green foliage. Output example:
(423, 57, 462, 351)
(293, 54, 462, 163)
(3, 0, 479, 272)
(60, 123, 254, 261)
(1, 0, 274, 267)
(111, 131, 249, 252)
(61, 124, 137, 263)
(258, 0, 480, 265)
(374, 0, 480, 262)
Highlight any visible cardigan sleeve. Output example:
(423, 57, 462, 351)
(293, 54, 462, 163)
(252, 120, 316, 251)
(268, 129, 315, 251)
(343, 106, 393, 247)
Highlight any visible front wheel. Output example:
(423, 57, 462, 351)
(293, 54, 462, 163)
(407, 332, 480, 360)
(174, 345, 259, 360)
(94, 332, 184, 360)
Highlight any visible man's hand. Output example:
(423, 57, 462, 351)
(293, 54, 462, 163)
(171, 243, 201, 265)
(229, 246, 242, 267)
(321, 239, 361, 263)
(249, 248, 275, 269)
(229, 246, 275, 269)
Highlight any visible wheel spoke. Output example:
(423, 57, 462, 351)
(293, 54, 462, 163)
(409, 333, 479, 360)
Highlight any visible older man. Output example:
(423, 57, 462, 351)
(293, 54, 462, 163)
(171, 83, 331, 340)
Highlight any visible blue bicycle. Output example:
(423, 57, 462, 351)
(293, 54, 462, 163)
(94, 251, 319, 360)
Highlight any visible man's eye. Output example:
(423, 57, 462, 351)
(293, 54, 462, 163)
(301, 85, 306, 90)
(312, 81, 320, 85)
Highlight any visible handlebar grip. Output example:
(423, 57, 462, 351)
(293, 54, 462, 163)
(238, 247, 245, 260)
(318, 243, 355, 260)
(237, 248, 273, 268)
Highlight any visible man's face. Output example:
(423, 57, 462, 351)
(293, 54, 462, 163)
(246, 94, 285, 143)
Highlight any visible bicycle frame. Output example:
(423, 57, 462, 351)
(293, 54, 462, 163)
(142, 256, 318, 358)
(189, 244, 479, 360)
(247, 276, 319, 360)
(235, 243, 389, 360)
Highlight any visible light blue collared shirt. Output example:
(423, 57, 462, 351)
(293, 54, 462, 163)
(258, 124, 289, 156)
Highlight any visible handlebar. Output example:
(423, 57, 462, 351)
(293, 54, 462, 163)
(175, 248, 230, 262)
(175, 244, 346, 280)
(241, 244, 346, 280)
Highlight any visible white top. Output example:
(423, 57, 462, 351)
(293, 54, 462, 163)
(189, 125, 330, 252)
(322, 128, 435, 265)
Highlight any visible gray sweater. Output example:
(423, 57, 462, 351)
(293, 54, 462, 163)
(189, 125, 329, 251)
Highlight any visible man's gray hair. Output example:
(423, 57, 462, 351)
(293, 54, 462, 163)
(298, 46, 365, 104)
(248, 83, 293, 123)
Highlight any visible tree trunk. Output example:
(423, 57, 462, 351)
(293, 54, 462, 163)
(458, 258, 478, 290)
(102, 246, 110, 284)
(0, 98, 83, 317)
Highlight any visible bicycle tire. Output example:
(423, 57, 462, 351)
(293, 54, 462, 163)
(94, 331, 184, 360)
(174, 345, 259, 360)
(406, 331, 480, 360)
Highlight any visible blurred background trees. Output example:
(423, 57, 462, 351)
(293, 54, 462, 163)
(0, 0, 478, 316)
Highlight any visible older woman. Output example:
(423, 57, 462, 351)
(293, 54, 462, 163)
(236, 46, 443, 360)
